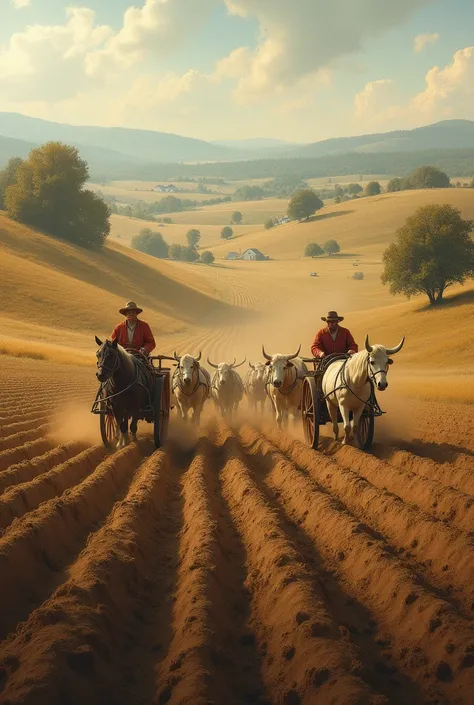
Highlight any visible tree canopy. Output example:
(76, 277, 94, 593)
(132, 228, 169, 259)
(200, 250, 215, 265)
(287, 189, 324, 220)
(4, 142, 110, 248)
(186, 228, 201, 248)
(346, 183, 363, 195)
(304, 242, 323, 257)
(0, 157, 23, 209)
(221, 226, 233, 240)
(381, 203, 474, 305)
(231, 210, 243, 224)
(365, 181, 381, 196)
(386, 177, 403, 192)
(406, 165, 450, 189)
(323, 239, 341, 255)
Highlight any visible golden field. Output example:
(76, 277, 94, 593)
(1, 187, 474, 403)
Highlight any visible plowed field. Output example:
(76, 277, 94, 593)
(0, 360, 473, 705)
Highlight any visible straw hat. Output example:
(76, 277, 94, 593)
(119, 301, 143, 316)
(321, 310, 344, 322)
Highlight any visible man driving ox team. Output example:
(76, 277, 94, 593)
(311, 310, 358, 359)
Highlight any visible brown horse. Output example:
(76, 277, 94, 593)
(95, 336, 154, 446)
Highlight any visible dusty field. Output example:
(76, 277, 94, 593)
(0, 356, 473, 705)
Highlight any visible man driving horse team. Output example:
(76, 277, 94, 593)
(111, 301, 156, 356)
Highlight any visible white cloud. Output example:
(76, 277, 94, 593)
(354, 79, 397, 120)
(11, 0, 31, 8)
(221, 0, 432, 100)
(414, 32, 439, 53)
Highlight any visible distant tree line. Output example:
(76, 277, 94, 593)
(88, 148, 474, 183)
(304, 240, 341, 257)
(0, 143, 109, 248)
(105, 193, 232, 221)
(131, 228, 215, 265)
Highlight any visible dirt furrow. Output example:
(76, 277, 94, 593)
(374, 445, 474, 497)
(155, 432, 265, 705)
(239, 425, 474, 705)
(0, 409, 52, 425)
(0, 448, 176, 705)
(0, 442, 150, 640)
(321, 441, 474, 533)
(0, 414, 52, 439)
(0, 424, 50, 452)
(269, 432, 474, 611)
(0, 438, 53, 473)
(0, 442, 85, 493)
(217, 422, 383, 705)
(0, 445, 107, 534)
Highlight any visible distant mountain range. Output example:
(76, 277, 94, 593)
(1, 113, 474, 177)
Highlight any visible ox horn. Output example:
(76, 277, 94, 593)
(287, 345, 301, 361)
(385, 336, 405, 355)
(262, 345, 272, 361)
(249, 361, 255, 369)
(364, 335, 373, 353)
(194, 351, 202, 362)
(232, 357, 246, 369)
(207, 357, 219, 369)
(173, 351, 181, 362)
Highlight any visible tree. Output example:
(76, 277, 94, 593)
(231, 210, 243, 224)
(264, 218, 275, 230)
(304, 242, 323, 257)
(346, 183, 363, 195)
(287, 189, 324, 221)
(386, 177, 403, 192)
(186, 228, 201, 248)
(323, 239, 341, 255)
(381, 204, 474, 305)
(334, 185, 344, 199)
(365, 181, 381, 197)
(4, 142, 110, 248)
(181, 245, 199, 262)
(334, 196, 341, 204)
(132, 228, 169, 259)
(233, 185, 265, 201)
(201, 250, 215, 265)
(0, 157, 23, 209)
(406, 166, 450, 190)
(221, 226, 233, 240)
(169, 243, 183, 260)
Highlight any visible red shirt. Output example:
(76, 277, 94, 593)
(311, 325, 358, 358)
(111, 320, 156, 354)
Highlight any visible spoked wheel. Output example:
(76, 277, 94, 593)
(357, 409, 375, 450)
(100, 398, 120, 449)
(301, 377, 321, 450)
(153, 376, 170, 448)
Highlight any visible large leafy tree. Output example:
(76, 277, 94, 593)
(382, 204, 474, 305)
(221, 226, 233, 240)
(323, 239, 341, 255)
(287, 189, 323, 220)
(406, 166, 450, 189)
(186, 228, 201, 248)
(365, 181, 381, 196)
(0, 157, 23, 209)
(304, 242, 323, 257)
(4, 142, 110, 248)
(132, 228, 169, 259)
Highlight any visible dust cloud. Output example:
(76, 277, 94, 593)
(49, 402, 101, 446)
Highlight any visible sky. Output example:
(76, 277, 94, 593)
(0, 0, 473, 143)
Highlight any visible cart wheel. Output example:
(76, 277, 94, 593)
(357, 410, 375, 450)
(154, 376, 170, 448)
(100, 403, 119, 450)
(301, 377, 320, 450)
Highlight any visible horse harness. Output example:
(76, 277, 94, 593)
(321, 354, 385, 414)
(172, 364, 209, 398)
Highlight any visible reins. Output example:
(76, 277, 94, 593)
(322, 354, 384, 411)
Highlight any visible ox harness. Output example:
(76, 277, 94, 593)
(172, 365, 210, 398)
(321, 355, 385, 416)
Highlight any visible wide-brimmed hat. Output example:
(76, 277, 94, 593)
(119, 301, 143, 316)
(321, 310, 344, 322)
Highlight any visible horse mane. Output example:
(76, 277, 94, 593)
(115, 343, 135, 376)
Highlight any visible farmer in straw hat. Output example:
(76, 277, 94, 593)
(311, 311, 358, 359)
(111, 301, 156, 356)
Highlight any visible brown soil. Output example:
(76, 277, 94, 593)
(0, 364, 472, 705)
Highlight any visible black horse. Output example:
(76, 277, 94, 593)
(95, 336, 154, 446)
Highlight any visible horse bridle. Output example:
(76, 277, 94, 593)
(96, 346, 120, 380)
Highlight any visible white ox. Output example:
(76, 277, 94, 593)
(208, 357, 246, 418)
(263, 345, 308, 428)
(322, 335, 405, 445)
(172, 351, 211, 424)
(245, 362, 268, 413)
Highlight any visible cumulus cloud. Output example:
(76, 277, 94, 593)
(221, 0, 431, 100)
(414, 32, 439, 53)
(354, 79, 397, 119)
(11, 0, 31, 8)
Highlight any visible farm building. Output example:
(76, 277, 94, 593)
(226, 252, 240, 260)
(241, 248, 267, 261)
